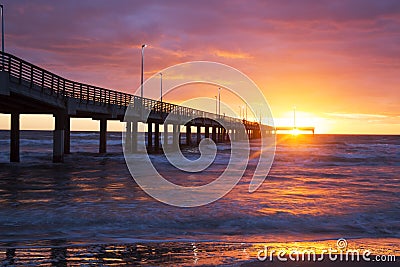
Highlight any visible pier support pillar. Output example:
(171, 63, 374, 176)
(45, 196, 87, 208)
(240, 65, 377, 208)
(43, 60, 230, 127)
(222, 128, 226, 142)
(147, 123, 153, 149)
(125, 122, 132, 153)
(222, 128, 225, 142)
(10, 113, 20, 162)
(155, 123, 160, 150)
(205, 126, 209, 138)
(173, 124, 179, 147)
(217, 127, 221, 143)
(212, 126, 217, 142)
(53, 113, 65, 163)
(186, 125, 192, 145)
(163, 124, 168, 147)
(99, 119, 107, 154)
(131, 120, 138, 152)
(64, 117, 71, 154)
(197, 126, 201, 144)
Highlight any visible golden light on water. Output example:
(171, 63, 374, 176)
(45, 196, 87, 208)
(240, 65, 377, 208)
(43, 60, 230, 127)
(291, 129, 301, 136)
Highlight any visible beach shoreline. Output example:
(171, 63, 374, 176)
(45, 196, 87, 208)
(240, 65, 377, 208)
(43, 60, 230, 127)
(0, 239, 398, 266)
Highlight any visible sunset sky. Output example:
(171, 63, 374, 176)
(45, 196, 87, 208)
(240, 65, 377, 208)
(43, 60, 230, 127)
(0, 0, 399, 134)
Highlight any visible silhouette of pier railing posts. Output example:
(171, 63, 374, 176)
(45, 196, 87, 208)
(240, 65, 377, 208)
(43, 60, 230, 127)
(0, 52, 274, 163)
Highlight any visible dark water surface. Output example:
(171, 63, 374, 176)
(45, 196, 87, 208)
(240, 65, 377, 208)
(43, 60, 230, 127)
(0, 131, 399, 265)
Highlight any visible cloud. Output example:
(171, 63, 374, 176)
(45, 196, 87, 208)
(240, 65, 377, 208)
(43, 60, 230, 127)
(213, 50, 252, 59)
(1, 0, 399, 133)
(325, 113, 388, 119)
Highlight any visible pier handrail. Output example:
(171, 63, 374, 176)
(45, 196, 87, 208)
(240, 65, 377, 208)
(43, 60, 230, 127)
(1, 52, 129, 106)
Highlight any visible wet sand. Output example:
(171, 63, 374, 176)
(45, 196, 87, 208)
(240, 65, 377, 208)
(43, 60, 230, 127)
(0, 241, 398, 266)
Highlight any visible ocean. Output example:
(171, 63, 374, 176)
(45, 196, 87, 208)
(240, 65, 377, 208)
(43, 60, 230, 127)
(0, 131, 399, 265)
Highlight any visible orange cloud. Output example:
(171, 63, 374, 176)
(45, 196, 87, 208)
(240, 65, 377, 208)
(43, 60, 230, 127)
(213, 50, 253, 59)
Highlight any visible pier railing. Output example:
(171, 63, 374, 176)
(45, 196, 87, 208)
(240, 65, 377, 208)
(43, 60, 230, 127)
(0, 51, 249, 125)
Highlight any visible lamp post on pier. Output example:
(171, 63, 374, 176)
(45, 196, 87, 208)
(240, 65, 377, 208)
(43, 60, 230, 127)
(218, 87, 221, 118)
(0, 4, 4, 69)
(0, 4, 4, 53)
(214, 96, 217, 118)
(140, 44, 147, 99)
(159, 72, 163, 102)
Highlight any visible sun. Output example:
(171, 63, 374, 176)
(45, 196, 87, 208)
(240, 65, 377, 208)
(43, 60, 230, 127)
(291, 128, 301, 136)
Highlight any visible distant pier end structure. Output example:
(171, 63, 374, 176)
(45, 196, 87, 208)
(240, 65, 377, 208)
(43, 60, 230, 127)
(274, 126, 315, 135)
(0, 52, 274, 163)
(274, 108, 315, 135)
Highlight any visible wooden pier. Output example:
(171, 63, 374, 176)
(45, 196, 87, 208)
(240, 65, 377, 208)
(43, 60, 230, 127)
(0, 52, 274, 162)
